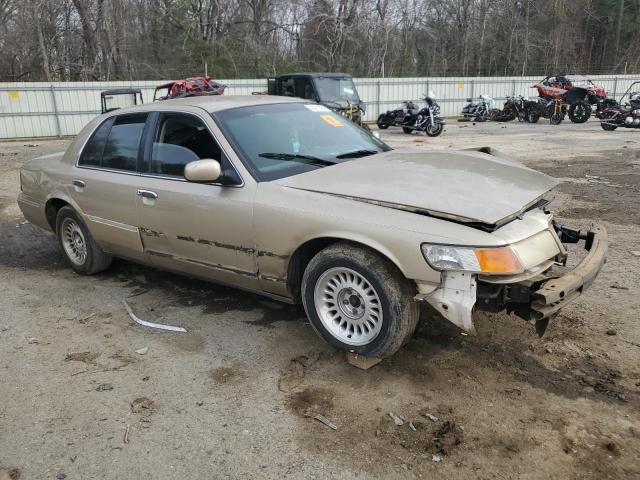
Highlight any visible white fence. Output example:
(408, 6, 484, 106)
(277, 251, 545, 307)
(1, 75, 639, 139)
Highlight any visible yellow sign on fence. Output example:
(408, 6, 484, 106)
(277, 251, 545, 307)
(8, 91, 20, 100)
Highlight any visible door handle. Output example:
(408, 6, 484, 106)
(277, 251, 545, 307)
(137, 189, 158, 199)
(72, 180, 85, 188)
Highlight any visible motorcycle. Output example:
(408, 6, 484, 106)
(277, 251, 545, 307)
(410, 92, 445, 137)
(600, 92, 640, 131)
(377, 100, 419, 133)
(461, 94, 494, 122)
(489, 96, 523, 122)
(523, 97, 566, 124)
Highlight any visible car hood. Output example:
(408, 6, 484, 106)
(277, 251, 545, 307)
(276, 149, 558, 227)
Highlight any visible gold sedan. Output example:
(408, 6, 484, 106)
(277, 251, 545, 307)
(18, 96, 607, 358)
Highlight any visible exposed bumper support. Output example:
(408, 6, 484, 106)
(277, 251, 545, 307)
(417, 271, 477, 335)
(530, 224, 607, 319)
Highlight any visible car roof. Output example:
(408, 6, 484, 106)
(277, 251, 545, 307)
(115, 95, 308, 114)
(276, 72, 352, 79)
(101, 88, 142, 95)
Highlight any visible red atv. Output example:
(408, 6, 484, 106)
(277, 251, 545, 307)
(153, 76, 226, 101)
(531, 75, 606, 123)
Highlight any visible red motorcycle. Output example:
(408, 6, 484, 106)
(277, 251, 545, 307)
(600, 92, 640, 130)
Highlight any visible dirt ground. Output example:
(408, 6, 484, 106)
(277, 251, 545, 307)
(0, 119, 639, 480)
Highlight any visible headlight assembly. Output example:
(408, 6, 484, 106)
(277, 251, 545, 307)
(421, 244, 523, 274)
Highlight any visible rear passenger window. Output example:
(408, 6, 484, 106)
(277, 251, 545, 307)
(102, 115, 147, 171)
(79, 114, 147, 172)
(151, 114, 221, 177)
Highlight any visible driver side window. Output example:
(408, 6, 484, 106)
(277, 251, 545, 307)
(150, 114, 221, 177)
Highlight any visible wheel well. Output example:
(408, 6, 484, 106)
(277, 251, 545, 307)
(45, 198, 70, 232)
(287, 238, 337, 303)
(286, 237, 404, 304)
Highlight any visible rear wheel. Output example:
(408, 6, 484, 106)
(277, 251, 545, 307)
(402, 126, 413, 134)
(568, 101, 591, 123)
(301, 242, 419, 358)
(526, 111, 540, 123)
(601, 121, 618, 131)
(376, 114, 390, 129)
(56, 206, 112, 275)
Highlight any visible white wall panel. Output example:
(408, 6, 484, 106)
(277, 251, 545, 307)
(1, 75, 639, 139)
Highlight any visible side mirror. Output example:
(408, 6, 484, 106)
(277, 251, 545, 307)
(184, 159, 222, 183)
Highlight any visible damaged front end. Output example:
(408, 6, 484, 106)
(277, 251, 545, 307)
(416, 222, 607, 337)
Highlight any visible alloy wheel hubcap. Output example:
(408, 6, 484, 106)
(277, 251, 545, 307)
(314, 267, 383, 346)
(61, 218, 87, 266)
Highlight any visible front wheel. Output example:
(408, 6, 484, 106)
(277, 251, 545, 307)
(550, 112, 564, 125)
(56, 206, 112, 275)
(425, 122, 444, 137)
(301, 242, 419, 358)
(527, 111, 540, 123)
(568, 102, 591, 123)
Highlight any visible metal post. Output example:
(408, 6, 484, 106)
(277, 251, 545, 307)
(512, 79, 517, 96)
(470, 79, 475, 99)
(376, 79, 381, 118)
(613, 76, 619, 98)
(50, 85, 62, 138)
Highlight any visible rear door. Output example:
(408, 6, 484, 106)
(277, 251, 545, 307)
(70, 113, 150, 257)
(134, 110, 258, 290)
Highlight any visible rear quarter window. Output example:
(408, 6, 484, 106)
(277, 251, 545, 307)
(79, 114, 148, 171)
(79, 118, 113, 167)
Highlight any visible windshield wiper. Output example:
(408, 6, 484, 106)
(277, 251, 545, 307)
(258, 152, 335, 166)
(335, 149, 379, 159)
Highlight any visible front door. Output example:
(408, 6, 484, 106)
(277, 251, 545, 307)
(135, 111, 258, 290)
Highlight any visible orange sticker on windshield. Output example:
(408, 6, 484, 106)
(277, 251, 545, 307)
(320, 115, 344, 127)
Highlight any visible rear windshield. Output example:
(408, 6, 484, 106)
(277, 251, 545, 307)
(214, 103, 390, 181)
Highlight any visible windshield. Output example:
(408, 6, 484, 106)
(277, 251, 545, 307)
(314, 76, 361, 103)
(214, 103, 390, 181)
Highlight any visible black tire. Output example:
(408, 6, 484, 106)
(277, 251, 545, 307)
(301, 242, 419, 358)
(402, 126, 413, 134)
(517, 110, 527, 122)
(376, 114, 390, 130)
(425, 122, 444, 137)
(601, 122, 618, 131)
(56, 206, 112, 275)
(527, 111, 540, 123)
(568, 101, 591, 123)
(550, 112, 564, 125)
(475, 110, 487, 122)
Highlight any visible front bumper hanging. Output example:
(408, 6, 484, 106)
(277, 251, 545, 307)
(419, 224, 608, 336)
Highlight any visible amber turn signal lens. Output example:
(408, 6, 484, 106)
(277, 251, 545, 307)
(473, 247, 521, 273)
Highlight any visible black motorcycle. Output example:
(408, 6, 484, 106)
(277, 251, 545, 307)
(489, 96, 521, 122)
(461, 94, 494, 122)
(525, 97, 566, 125)
(410, 92, 445, 137)
(377, 100, 419, 133)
